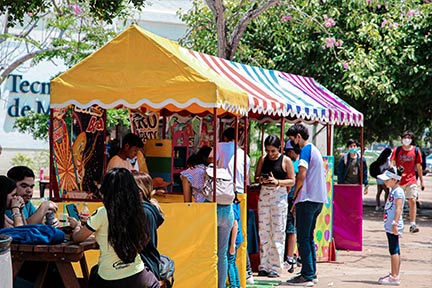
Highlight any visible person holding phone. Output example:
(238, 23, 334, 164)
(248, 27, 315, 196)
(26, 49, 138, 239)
(255, 135, 295, 278)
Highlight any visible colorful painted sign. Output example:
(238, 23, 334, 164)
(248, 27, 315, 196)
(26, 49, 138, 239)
(72, 106, 105, 195)
(52, 108, 79, 197)
(315, 156, 334, 261)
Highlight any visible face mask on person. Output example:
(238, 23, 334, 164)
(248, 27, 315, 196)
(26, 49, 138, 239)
(348, 148, 358, 154)
(402, 138, 412, 146)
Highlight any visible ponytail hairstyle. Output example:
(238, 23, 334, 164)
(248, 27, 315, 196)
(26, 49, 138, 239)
(100, 168, 150, 264)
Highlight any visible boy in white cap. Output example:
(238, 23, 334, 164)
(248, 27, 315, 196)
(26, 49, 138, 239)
(377, 167, 405, 286)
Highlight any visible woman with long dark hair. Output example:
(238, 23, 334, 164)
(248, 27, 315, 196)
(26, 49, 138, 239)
(1, 175, 25, 228)
(70, 168, 159, 287)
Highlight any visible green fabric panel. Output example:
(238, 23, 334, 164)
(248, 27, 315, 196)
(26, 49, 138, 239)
(147, 157, 172, 173)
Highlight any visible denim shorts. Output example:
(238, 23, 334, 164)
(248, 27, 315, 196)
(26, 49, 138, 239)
(286, 197, 296, 234)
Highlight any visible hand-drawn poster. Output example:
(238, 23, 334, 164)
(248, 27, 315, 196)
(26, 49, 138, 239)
(52, 108, 79, 197)
(71, 106, 105, 196)
(129, 109, 159, 143)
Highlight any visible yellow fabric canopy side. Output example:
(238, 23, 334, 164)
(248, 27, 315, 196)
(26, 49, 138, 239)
(51, 25, 248, 116)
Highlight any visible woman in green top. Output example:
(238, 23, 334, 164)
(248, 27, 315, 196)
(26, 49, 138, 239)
(70, 168, 159, 288)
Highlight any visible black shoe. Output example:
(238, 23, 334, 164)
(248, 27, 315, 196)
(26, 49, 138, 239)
(258, 270, 268, 276)
(267, 271, 279, 278)
(286, 275, 314, 286)
(409, 224, 419, 233)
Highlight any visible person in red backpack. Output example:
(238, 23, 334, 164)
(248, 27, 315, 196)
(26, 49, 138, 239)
(390, 130, 425, 233)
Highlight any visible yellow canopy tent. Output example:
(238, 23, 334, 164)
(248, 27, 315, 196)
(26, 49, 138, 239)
(50, 24, 248, 116)
(50, 25, 250, 287)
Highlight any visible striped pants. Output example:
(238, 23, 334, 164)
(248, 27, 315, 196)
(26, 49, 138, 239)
(258, 186, 288, 274)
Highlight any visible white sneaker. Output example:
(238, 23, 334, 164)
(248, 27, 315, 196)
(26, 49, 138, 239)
(378, 274, 400, 285)
(246, 275, 255, 284)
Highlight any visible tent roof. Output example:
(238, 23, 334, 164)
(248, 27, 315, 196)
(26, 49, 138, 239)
(50, 25, 249, 116)
(189, 50, 363, 127)
(51, 24, 363, 126)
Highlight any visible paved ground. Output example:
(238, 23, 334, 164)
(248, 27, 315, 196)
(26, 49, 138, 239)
(252, 175, 432, 287)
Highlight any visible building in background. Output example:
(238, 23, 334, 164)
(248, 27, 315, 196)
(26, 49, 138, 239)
(0, 0, 192, 174)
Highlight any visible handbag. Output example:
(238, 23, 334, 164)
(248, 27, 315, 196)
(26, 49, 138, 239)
(202, 165, 235, 204)
(159, 254, 174, 288)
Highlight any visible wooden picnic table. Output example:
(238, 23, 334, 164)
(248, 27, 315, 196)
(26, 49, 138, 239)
(11, 239, 98, 288)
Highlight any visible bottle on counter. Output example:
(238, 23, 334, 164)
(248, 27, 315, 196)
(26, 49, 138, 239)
(80, 202, 90, 224)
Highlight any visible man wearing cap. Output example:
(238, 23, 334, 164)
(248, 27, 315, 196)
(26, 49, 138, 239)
(106, 133, 147, 173)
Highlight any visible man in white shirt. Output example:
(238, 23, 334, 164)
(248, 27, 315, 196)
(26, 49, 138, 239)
(212, 127, 250, 193)
(106, 133, 146, 173)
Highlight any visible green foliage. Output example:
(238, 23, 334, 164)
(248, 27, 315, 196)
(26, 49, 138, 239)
(10, 153, 33, 168)
(0, 0, 148, 27)
(180, 0, 432, 145)
(14, 108, 129, 141)
(106, 109, 130, 131)
(0, 0, 49, 27)
(10, 150, 49, 172)
(13, 112, 49, 141)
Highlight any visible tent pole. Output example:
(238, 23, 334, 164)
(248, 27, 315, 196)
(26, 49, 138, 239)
(234, 116, 238, 198)
(161, 109, 166, 139)
(326, 124, 332, 156)
(49, 109, 54, 198)
(212, 108, 218, 203)
(244, 117, 249, 194)
(280, 117, 285, 153)
(360, 126, 364, 185)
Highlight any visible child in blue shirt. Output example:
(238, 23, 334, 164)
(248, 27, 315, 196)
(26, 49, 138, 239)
(377, 167, 405, 286)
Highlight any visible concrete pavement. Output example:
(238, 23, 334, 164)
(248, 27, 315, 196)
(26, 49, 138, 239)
(252, 175, 432, 287)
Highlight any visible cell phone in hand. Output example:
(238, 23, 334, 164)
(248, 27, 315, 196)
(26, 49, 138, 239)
(66, 204, 80, 221)
(261, 173, 269, 179)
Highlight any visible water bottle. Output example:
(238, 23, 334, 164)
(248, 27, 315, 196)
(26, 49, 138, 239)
(80, 202, 90, 224)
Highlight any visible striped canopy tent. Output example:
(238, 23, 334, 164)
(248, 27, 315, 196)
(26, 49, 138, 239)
(50, 25, 249, 116)
(188, 50, 363, 127)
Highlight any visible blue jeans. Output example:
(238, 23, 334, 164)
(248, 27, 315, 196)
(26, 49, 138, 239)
(227, 244, 240, 288)
(295, 201, 323, 280)
(217, 204, 234, 288)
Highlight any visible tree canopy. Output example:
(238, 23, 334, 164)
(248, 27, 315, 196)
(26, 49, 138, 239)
(180, 0, 432, 144)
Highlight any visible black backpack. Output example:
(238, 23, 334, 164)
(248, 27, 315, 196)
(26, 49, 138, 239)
(369, 161, 381, 179)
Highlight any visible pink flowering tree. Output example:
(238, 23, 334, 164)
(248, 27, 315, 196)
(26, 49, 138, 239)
(180, 0, 432, 142)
